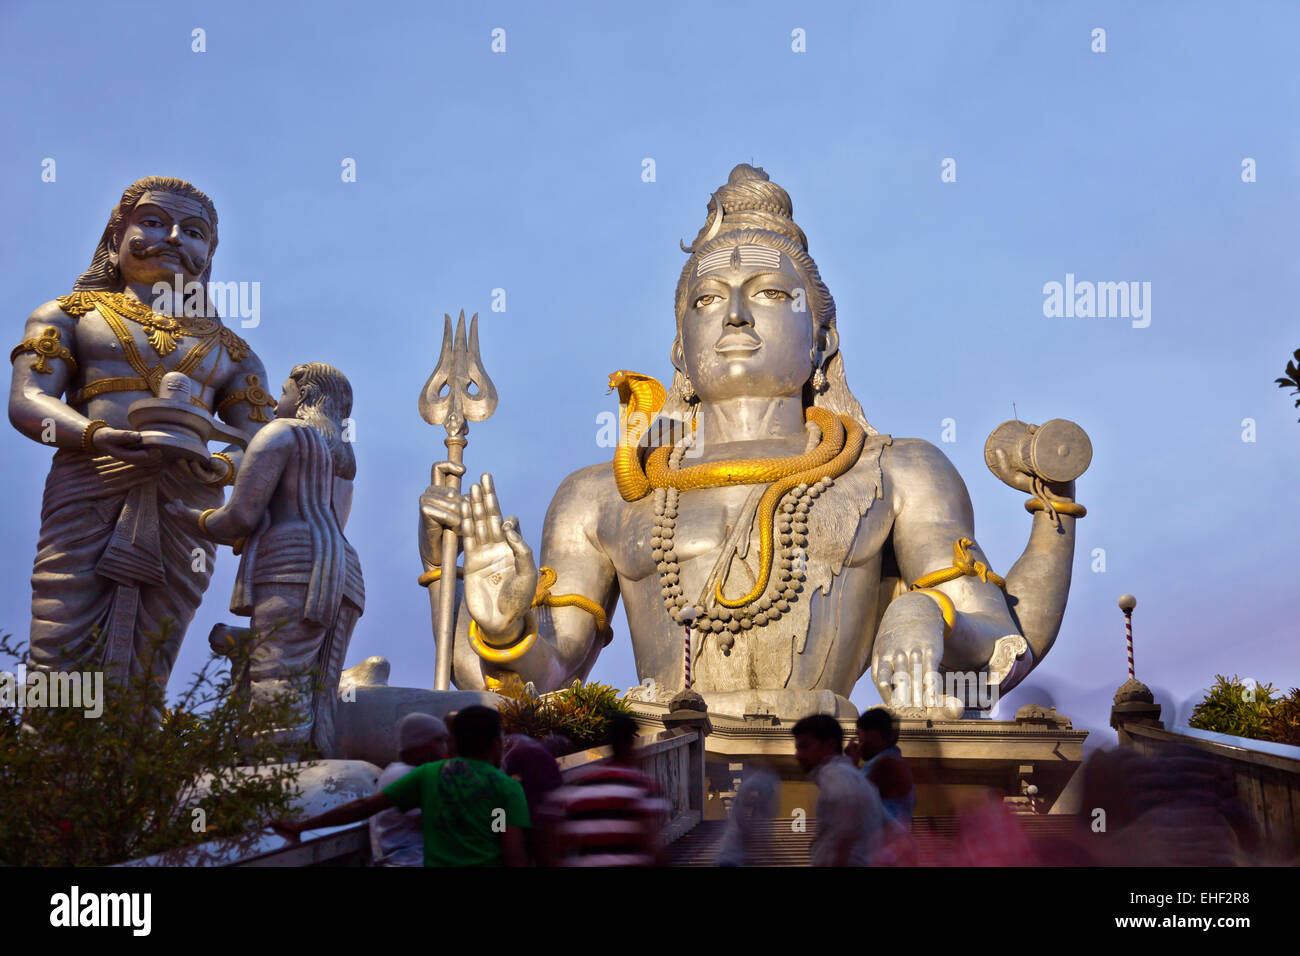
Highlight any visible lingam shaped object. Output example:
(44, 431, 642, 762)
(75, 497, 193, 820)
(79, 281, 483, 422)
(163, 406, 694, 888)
(127, 371, 250, 463)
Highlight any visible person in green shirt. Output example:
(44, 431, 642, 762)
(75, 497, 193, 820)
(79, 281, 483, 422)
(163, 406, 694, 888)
(272, 705, 530, 866)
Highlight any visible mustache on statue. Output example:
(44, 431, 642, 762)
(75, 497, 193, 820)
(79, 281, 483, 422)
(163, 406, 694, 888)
(128, 237, 203, 275)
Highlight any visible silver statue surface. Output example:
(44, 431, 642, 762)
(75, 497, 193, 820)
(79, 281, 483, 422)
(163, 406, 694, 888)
(420, 164, 1089, 719)
(168, 363, 364, 755)
(8, 177, 272, 687)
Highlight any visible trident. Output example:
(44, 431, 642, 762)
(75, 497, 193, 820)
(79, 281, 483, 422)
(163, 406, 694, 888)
(419, 311, 498, 691)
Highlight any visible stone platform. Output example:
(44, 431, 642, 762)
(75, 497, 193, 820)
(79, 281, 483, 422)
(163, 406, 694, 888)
(625, 699, 1089, 822)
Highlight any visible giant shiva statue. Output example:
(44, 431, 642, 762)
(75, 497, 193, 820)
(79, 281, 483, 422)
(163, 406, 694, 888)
(419, 164, 1089, 718)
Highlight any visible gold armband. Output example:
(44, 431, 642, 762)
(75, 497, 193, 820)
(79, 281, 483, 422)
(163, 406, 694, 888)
(211, 452, 237, 486)
(910, 537, 1006, 591)
(11, 327, 77, 375)
(533, 566, 613, 646)
(197, 508, 217, 537)
(81, 419, 109, 454)
(469, 611, 538, 664)
(216, 374, 277, 423)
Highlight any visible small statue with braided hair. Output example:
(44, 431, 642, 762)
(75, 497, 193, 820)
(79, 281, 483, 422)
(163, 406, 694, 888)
(169, 362, 364, 756)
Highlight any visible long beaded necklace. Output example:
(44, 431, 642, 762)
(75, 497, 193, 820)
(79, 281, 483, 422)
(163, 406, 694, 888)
(652, 432, 834, 655)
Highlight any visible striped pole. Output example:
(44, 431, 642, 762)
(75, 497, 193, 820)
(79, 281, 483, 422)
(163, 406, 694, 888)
(1118, 594, 1137, 679)
(1124, 613, 1134, 678)
(680, 607, 697, 690)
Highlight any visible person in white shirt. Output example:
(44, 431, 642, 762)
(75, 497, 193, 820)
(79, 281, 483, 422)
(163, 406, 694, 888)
(369, 713, 451, 866)
(793, 713, 884, 866)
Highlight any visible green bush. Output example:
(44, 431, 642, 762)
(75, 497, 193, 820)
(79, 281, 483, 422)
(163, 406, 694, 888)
(0, 626, 306, 866)
(1263, 688, 1300, 747)
(1188, 674, 1280, 742)
(499, 679, 633, 752)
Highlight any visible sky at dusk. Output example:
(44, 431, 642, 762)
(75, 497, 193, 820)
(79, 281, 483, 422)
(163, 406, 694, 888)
(2, 0, 1297, 751)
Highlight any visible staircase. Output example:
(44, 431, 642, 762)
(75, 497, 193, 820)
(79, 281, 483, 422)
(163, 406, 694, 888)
(669, 815, 1086, 866)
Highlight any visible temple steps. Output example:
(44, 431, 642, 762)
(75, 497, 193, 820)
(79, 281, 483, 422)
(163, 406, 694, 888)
(668, 815, 1086, 866)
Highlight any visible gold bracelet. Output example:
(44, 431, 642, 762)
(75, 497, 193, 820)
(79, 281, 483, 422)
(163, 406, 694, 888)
(197, 508, 217, 537)
(1024, 498, 1087, 518)
(418, 566, 463, 587)
(211, 452, 237, 486)
(910, 588, 956, 639)
(469, 611, 538, 664)
(80, 419, 109, 454)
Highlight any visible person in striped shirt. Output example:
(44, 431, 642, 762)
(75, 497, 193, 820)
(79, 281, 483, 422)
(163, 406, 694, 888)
(542, 714, 669, 866)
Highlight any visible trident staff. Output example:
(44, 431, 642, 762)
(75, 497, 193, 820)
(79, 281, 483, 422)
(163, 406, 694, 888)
(419, 312, 498, 690)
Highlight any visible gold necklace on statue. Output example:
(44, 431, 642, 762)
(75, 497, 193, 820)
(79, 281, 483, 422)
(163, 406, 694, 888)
(60, 290, 218, 358)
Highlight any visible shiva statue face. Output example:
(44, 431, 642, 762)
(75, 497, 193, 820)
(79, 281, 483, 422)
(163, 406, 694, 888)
(678, 245, 820, 403)
(115, 190, 215, 289)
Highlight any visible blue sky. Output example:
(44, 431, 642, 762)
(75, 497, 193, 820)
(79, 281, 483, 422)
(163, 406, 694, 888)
(2, 0, 1297, 749)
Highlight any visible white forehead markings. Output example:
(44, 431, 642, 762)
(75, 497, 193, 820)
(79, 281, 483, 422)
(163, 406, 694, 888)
(697, 245, 782, 276)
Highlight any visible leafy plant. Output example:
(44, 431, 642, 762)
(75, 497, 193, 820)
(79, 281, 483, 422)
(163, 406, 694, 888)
(499, 679, 632, 751)
(1262, 687, 1300, 747)
(1188, 674, 1279, 742)
(0, 624, 308, 866)
(1277, 348, 1300, 421)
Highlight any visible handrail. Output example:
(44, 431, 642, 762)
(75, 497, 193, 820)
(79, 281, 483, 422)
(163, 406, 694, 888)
(1124, 722, 1300, 774)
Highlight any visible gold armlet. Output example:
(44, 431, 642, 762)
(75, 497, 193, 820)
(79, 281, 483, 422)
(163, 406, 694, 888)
(80, 419, 109, 454)
(11, 327, 77, 375)
(910, 588, 956, 639)
(197, 508, 217, 537)
(469, 611, 538, 663)
(211, 452, 237, 486)
(532, 566, 614, 646)
(910, 537, 1006, 591)
(216, 374, 277, 424)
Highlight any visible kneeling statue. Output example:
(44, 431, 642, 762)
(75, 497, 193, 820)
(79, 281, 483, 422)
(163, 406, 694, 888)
(170, 362, 364, 754)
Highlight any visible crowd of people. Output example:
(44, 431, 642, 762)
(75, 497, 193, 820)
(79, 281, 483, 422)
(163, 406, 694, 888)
(272, 707, 668, 867)
(272, 702, 1259, 867)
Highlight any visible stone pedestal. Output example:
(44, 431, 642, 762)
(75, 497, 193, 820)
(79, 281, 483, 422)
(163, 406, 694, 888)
(334, 656, 498, 767)
(626, 699, 1089, 820)
(1109, 677, 1164, 746)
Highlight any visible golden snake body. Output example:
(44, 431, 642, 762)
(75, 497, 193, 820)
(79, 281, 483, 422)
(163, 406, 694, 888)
(607, 370, 866, 610)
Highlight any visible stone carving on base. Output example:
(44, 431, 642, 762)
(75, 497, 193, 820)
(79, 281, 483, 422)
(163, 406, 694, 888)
(418, 163, 1092, 721)
(168, 363, 364, 757)
(8, 177, 270, 688)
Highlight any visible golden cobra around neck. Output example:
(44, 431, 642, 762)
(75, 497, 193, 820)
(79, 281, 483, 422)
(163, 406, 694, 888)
(608, 370, 865, 609)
